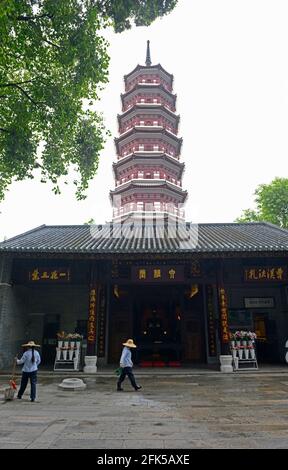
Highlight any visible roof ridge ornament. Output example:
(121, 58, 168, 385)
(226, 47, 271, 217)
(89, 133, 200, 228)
(145, 40, 151, 66)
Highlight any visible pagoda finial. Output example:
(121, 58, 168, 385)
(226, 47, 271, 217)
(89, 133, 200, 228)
(145, 40, 151, 66)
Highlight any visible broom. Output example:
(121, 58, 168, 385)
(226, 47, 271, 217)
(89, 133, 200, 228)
(4, 358, 17, 401)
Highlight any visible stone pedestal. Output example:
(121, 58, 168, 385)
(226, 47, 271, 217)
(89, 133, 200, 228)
(219, 355, 233, 373)
(83, 355, 97, 373)
(58, 378, 86, 390)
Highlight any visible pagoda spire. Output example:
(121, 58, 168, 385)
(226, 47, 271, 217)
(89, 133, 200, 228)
(145, 40, 151, 66)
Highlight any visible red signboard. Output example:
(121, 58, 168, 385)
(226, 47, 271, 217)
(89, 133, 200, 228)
(132, 265, 184, 283)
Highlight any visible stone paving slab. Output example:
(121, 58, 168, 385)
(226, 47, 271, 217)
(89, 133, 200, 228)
(1, 374, 288, 449)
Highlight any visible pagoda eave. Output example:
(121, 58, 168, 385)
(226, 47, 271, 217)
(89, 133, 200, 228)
(115, 127, 182, 150)
(124, 63, 173, 82)
(111, 181, 188, 198)
(113, 153, 184, 168)
(118, 104, 180, 123)
(112, 154, 185, 178)
(121, 83, 175, 101)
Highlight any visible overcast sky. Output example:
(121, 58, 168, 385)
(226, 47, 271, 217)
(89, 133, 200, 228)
(0, 0, 287, 241)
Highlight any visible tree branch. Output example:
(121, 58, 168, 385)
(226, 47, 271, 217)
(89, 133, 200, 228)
(0, 128, 11, 134)
(16, 13, 54, 21)
(43, 38, 61, 49)
(0, 79, 35, 87)
(14, 84, 40, 105)
(0, 83, 43, 106)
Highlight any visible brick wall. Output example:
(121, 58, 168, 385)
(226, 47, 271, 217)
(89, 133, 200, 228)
(0, 256, 92, 369)
(0, 257, 26, 369)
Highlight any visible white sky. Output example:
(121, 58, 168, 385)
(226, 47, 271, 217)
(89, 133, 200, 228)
(0, 0, 288, 241)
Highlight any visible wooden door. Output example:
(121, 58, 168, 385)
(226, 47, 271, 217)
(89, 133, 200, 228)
(182, 316, 202, 362)
(42, 315, 60, 365)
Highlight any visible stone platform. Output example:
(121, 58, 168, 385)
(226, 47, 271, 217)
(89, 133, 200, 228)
(0, 369, 288, 449)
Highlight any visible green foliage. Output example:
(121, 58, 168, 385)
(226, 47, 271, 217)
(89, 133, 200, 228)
(0, 0, 178, 201)
(235, 209, 261, 224)
(235, 178, 288, 228)
(84, 218, 95, 225)
(97, 0, 178, 32)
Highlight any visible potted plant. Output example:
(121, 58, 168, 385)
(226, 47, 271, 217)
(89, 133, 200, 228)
(234, 331, 242, 347)
(56, 331, 66, 348)
(229, 332, 235, 348)
(247, 331, 257, 347)
(66, 333, 75, 349)
(73, 333, 83, 350)
(241, 331, 249, 347)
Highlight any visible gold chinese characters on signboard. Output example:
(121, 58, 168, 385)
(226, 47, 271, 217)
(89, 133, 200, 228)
(87, 287, 97, 344)
(134, 266, 184, 282)
(29, 268, 70, 282)
(138, 269, 147, 280)
(244, 267, 287, 281)
(219, 287, 229, 343)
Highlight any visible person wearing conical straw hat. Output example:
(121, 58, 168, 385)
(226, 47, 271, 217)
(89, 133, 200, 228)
(15, 341, 41, 402)
(117, 339, 142, 392)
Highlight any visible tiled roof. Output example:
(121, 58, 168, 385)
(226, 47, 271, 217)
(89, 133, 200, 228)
(0, 222, 288, 255)
(124, 64, 173, 81)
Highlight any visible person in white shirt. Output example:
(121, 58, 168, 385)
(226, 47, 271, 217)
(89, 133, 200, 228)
(117, 339, 142, 391)
(15, 341, 41, 402)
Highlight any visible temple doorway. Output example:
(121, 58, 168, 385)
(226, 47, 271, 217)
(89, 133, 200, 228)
(133, 289, 182, 366)
(108, 283, 206, 365)
(134, 284, 207, 365)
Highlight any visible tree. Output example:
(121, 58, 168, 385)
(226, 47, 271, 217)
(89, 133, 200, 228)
(0, 0, 178, 201)
(84, 218, 95, 225)
(235, 177, 288, 228)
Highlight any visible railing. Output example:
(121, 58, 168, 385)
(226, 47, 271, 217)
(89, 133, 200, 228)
(119, 124, 177, 135)
(123, 101, 175, 112)
(112, 205, 185, 218)
(117, 151, 180, 161)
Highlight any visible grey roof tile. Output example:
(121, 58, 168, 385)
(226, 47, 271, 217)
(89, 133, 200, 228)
(0, 222, 288, 255)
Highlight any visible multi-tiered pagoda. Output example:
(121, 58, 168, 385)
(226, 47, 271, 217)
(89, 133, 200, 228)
(111, 41, 187, 222)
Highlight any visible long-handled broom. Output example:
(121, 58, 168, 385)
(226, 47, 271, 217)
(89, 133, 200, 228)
(4, 358, 17, 401)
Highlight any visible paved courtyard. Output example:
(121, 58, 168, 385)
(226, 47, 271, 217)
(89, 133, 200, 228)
(1, 370, 288, 449)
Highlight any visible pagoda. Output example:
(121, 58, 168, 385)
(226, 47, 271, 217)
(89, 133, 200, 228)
(110, 41, 187, 222)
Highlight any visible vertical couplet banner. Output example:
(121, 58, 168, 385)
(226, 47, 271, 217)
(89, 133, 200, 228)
(87, 284, 98, 355)
(206, 285, 217, 356)
(97, 286, 107, 357)
(218, 286, 229, 343)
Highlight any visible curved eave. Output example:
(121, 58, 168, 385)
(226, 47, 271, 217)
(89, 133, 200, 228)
(112, 154, 185, 177)
(121, 84, 176, 104)
(124, 64, 173, 81)
(112, 153, 185, 168)
(110, 181, 188, 199)
(2, 247, 288, 256)
(117, 105, 180, 123)
(115, 128, 183, 151)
